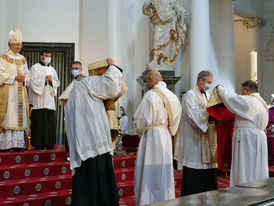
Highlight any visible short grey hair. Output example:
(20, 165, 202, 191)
(197, 70, 213, 82)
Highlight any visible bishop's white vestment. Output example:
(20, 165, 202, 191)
(0, 51, 29, 150)
(218, 86, 269, 186)
(134, 81, 182, 206)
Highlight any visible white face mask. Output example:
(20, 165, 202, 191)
(44, 57, 51, 65)
(203, 83, 211, 91)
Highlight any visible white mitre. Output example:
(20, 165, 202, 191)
(7, 28, 23, 52)
(9, 28, 22, 44)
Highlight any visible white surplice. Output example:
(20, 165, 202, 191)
(218, 86, 269, 186)
(0, 51, 29, 149)
(29, 63, 60, 110)
(174, 85, 217, 169)
(64, 66, 122, 172)
(134, 81, 182, 206)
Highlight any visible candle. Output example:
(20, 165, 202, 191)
(250, 50, 257, 81)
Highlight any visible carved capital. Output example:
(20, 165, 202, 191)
(242, 17, 263, 29)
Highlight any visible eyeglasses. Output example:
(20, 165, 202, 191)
(241, 87, 249, 92)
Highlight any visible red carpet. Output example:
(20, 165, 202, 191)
(0, 146, 232, 206)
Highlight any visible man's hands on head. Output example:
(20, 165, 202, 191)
(107, 58, 115, 65)
(106, 57, 123, 73)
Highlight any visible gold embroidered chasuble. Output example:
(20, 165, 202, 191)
(0, 51, 30, 132)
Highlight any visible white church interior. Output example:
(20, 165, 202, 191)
(0, 0, 273, 134)
(0, 0, 274, 205)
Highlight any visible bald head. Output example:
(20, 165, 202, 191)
(145, 70, 162, 89)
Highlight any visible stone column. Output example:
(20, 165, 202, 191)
(189, 0, 210, 87)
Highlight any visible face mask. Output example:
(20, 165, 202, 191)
(71, 70, 79, 77)
(120, 111, 124, 116)
(44, 57, 51, 65)
(203, 83, 211, 91)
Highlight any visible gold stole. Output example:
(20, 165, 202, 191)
(193, 84, 218, 164)
(151, 87, 174, 134)
(0, 85, 9, 132)
(0, 54, 29, 131)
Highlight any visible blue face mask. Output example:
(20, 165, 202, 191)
(203, 83, 211, 91)
(120, 111, 124, 116)
(71, 70, 79, 77)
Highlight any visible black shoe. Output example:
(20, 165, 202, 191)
(33, 146, 43, 150)
(13, 148, 25, 152)
(1, 148, 14, 152)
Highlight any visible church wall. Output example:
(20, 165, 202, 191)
(261, 16, 274, 104)
(184, 0, 235, 92)
(209, 0, 236, 91)
(233, 0, 274, 103)
(0, 0, 21, 53)
(234, 21, 262, 94)
(81, 0, 149, 133)
(2, 0, 272, 134)
(0, 0, 81, 60)
(111, 0, 150, 134)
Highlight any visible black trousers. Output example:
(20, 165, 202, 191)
(72, 153, 119, 206)
(31, 109, 56, 148)
(181, 166, 218, 196)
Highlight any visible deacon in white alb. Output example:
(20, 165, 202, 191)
(217, 80, 269, 186)
(174, 70, 218, 196)
(134, 70, 182, 206)
(65, 58, 122, 206)
(29, 49, 60, 149)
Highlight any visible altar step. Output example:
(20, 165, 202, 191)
(0, 189, 72, 206)
(0, 146, 232, 206)
(0, 146, 71, 206)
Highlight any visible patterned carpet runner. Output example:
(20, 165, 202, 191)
(0, 145, 232, 206)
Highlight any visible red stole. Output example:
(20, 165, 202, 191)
(207, 103, 235, 169)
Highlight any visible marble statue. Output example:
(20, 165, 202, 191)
(143, 0, 187, 70)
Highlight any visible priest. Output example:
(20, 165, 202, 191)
(206, 88, 235, 175)
(58, 61, 86, 103)
(29, 49, 60, 149)
(65, 58, 122, 206)
(134, 70, 182, 206)
(174, 70, 218, 196)
(217, 80, 269, 186)
(0, 29, 30, 152)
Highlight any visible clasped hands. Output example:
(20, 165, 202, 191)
(15, 73, 25, 82)
(45, 75, 52, 82)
